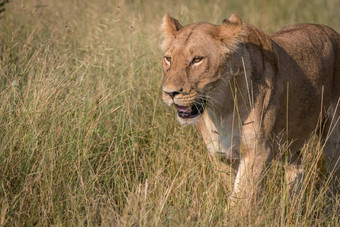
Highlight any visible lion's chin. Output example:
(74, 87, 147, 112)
(177, 114, 202, 125)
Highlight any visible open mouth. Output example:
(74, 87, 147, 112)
(174, 99, 206, 119)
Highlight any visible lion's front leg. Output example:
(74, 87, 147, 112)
(207, 153, 230, 179)
(229, 147, 272, 206)
(207, 153, 239, 182)
(285, 161, 304, 195)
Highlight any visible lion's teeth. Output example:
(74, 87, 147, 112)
(175, 104, 190, 112)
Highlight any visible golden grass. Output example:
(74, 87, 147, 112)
(0, 0, 339, 226)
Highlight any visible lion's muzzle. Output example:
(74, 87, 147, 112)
(174, 99, 205, 119)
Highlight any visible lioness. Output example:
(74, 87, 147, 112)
(160, 14, 340, 203)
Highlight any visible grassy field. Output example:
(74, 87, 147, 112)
(0, 0, 339, 226)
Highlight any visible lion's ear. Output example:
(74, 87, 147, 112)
(161, 14, 182, 51)
(217, 14, 245, 53)
(222, 14, 242, 26)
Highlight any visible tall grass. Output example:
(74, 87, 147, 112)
(0, 0, 339, 225)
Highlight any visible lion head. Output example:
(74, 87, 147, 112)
(161, 14, 246, 125)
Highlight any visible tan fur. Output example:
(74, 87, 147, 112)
(161, 14, 340, 203)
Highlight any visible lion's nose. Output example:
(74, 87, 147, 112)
(163, 87, 183, 99)
(164, 90, 181, 99)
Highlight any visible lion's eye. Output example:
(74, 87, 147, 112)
(192, 56, 203, 64)
(164, 56, 171, 65)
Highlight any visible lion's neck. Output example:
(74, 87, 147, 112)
(196, 108, 241, 159)
(196, 46, 258, 159)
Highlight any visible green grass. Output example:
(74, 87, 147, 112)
(0, 0, 339, 226)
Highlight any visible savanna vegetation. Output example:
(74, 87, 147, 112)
(0, 0, 339, 226)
